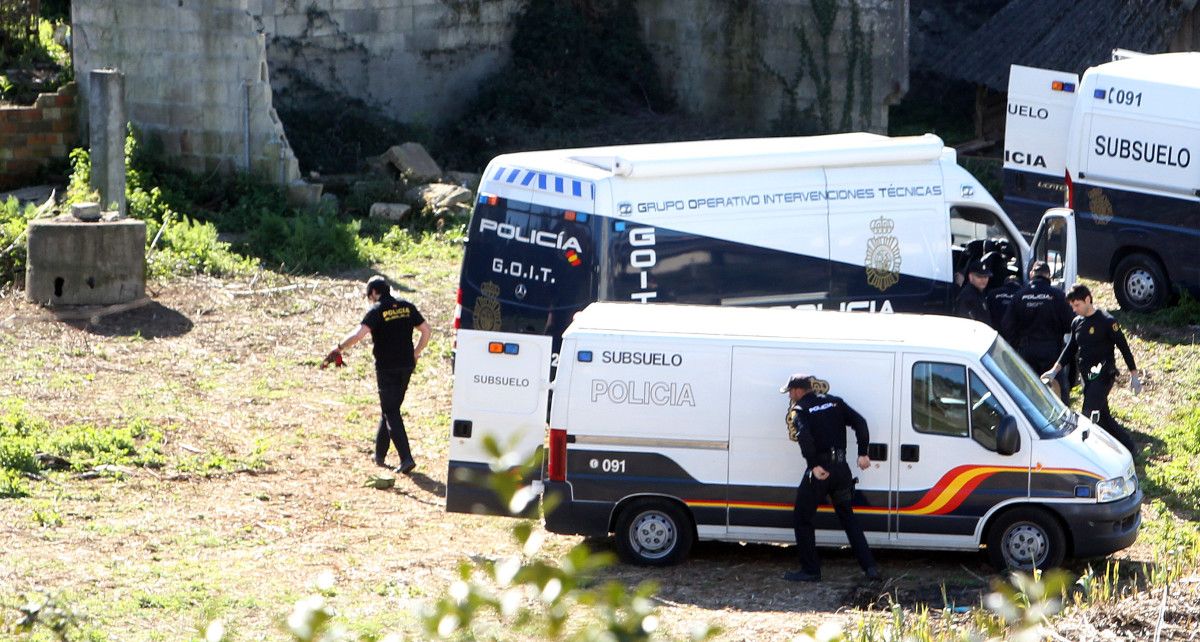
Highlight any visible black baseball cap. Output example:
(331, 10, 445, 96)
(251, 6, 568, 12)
(780, 374, 813, 393)
(967, 260, 992, 277)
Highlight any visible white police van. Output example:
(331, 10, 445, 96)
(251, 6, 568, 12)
(1004, 51, 1200, 311)
(448, 303, 1141, 571)
(454, 133, 1076, 343)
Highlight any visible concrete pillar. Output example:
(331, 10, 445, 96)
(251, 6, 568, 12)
(88, 69, 127, 217)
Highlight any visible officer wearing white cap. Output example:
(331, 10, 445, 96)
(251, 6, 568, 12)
(781, 374, 880, 582)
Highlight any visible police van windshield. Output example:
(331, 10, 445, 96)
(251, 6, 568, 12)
(459, 195, 597, 339)
(982, 338, 1074, 438)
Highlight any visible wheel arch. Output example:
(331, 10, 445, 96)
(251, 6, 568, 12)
(609, 493, 698, 540)
(980, 502, 1074, 559)
(1109, 245, 1172, 284)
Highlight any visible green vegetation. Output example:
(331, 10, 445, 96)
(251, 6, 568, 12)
(0, 195, 40, 284)
(0, 129, 466, 288)
(0, 17, 72, 104)
(0, 400, 165, 498)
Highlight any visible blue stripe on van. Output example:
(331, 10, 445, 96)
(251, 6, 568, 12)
(486, 167, 596, 204)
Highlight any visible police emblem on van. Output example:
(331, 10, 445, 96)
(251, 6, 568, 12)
(617, 202, 633, 216)
(811, 377, 830, 394)
(1087, 187, 1114, 226)
(864, 216, 901, 292)
(474, 281, 502, 331)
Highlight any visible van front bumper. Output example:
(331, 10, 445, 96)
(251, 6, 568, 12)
(1054, 488, 1142, 558)
(542, 481, 612, 537)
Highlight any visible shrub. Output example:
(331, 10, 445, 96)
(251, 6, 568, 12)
(0, 196, 38, 284)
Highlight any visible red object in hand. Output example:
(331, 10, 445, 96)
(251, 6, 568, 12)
(321, 349, 345, 369)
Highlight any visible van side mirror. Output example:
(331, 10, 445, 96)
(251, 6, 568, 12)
(996, 415, 1021, 456)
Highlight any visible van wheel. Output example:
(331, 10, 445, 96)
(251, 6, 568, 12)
(1114, 254, 1169, 312)
(986, 507, 1066, 571)
(614, 499, 694, 566)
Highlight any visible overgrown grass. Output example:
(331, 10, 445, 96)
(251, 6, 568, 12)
(0, 400, 166, 498)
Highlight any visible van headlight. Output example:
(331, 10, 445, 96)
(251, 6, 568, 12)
(1096, 467, 1137, 503)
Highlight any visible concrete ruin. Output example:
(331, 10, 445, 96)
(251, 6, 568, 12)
(69, 0, 909, 183)
(25, 70, 146, 307)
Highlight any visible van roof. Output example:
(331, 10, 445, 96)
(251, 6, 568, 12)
(493, 133, 949, 179)
(1092, 52, 1200, 89)
(566, 303, 998, 356)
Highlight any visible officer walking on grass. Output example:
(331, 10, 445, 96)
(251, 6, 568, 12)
(324, 275, 432, 475)
(782, 374, 880, 583)
(1042, 284, 1142, 454)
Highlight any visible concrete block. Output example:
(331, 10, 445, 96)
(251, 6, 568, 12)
(25, 218, 147, 306)
(376, 6, 413, 30)
(386, 143, 442, 183)
(369, 202, 410, 221)
(286, 181, 323, 207)
(413, 4, 448, 31)
(343, 9, 379, 33)
(445, 171, 480, 191)
(404, 183, 472, 211)
(273, 14, 309, 38)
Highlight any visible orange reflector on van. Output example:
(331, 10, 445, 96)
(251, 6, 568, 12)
(488, 342, 504, 353)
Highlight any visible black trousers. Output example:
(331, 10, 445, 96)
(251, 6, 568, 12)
(793, 461, 876, 575)
(375, 368, 414, 464)
(1082, 371, 1135, 453)
(1019, 341, 1069, 403)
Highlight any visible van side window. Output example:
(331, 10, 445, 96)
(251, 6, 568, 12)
(911, 362, 968, 437)
(969, 371, 1005, 451)
(949, 206, 1020, 287)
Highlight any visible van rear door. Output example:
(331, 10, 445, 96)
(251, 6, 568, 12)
(1003, 65, 1080, 234)
(447, 329, 553, 516)
(1029, 208, 1078, 290)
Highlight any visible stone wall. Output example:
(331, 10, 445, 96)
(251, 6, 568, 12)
(0, 82, 78, 191)
(70, 0, 307, 195)
(635, 0, 909, 133)
(252, 0, 522, 127)
(65, 0, 908, 189)
(253, 0, 906, 133)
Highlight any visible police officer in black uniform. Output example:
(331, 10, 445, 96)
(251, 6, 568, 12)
(955, 260, 993, 327)
(781, 374, 880, 582)
(1002, 261, 1074, 399)
(1043, 284, 1142, 453)
(988, 275, 1022, 336)
(325, 275, 432, 474)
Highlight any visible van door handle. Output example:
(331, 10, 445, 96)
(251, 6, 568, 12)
(867, 443, 888, 461)
(900, 444, 920, 462)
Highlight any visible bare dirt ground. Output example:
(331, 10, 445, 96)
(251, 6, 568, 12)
(0, 265, 1196, 640)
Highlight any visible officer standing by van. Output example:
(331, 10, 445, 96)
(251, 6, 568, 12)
(988, 275, 1022, 335)
(1043, 284, 1142, 453)
(781, 374, 880, 582)
(1002, 261, 1073, 399)
(955, 260, 993, 327)
(324, 275, 433, 474)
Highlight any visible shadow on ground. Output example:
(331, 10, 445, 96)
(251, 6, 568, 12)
(65, 301, 194, 338)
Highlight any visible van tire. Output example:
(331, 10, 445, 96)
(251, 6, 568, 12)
(614, 499, 694, 566)
(986, 507, 1066, 571)
(1114, 254, 1169, 312)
